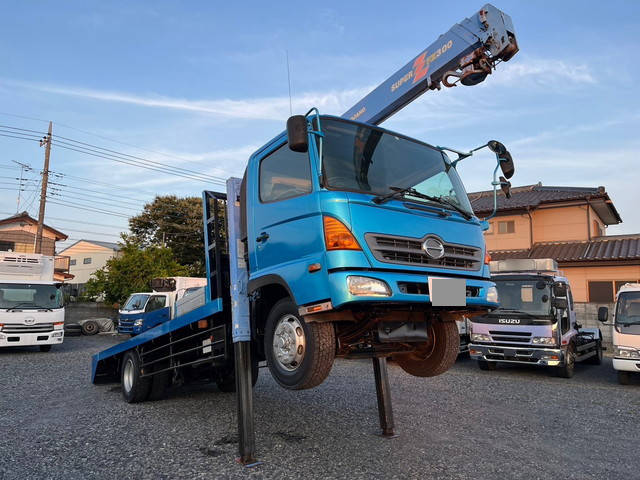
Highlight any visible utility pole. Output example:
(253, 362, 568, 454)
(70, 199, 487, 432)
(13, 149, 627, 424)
(35, 121, 52, 255)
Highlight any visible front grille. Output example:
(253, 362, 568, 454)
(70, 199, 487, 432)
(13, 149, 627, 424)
(118, 320, 134, 333)
(1, 323, 54, 334)
(489, 330, 532, 343)
(365, 233, 482, 270)
(397, 282, 480, 297)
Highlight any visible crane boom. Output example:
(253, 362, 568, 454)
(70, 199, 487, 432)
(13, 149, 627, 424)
(342, 3, 518, 125)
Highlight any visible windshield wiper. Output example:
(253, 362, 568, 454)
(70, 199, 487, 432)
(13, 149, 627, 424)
(7, 303, 53, 312)
(373, 186, 473, 220)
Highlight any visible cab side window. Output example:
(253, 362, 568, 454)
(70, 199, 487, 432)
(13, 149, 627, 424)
(145, 295, 166, 313)
(259, 143, 312, 203)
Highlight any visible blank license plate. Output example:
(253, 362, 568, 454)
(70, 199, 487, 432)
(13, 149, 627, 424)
(428, 277, 466, 307)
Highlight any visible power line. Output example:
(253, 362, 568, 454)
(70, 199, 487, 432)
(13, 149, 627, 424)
(52, 134, 226, 183)
(47, 181, 149, 204)
(49, 170, 161, 197)
(46, 199, 130, 218)
(51, 141, 222, 184)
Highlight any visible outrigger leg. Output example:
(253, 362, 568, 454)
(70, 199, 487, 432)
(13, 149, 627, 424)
(235, 341, 260, 466)
(372, 356, 397, 438)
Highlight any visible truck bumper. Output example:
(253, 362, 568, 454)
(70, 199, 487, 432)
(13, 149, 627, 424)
(613, 358, 640, 373)
(0, 330, 64, 347)
(469, 343, 564, 366)
(327, 270, 497, 310)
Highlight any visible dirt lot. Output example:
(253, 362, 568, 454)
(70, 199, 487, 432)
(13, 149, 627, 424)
(1, 334, 638, 480)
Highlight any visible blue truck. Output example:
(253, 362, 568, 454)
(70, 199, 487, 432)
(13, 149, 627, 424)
(92, 4, 519, 463)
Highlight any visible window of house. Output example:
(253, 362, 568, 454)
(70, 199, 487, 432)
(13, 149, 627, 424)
(69, 259, 76, 266)
(485, 222, 494, 235)
(0, 241, 15, 251)
(259, 143, 312, 203)
(83, 257, 92, 265)
(498, 220, 515, 234)
(588, 281, 614, 303)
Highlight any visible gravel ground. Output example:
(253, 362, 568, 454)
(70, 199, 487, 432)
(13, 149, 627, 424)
(1, 335, 638, 480)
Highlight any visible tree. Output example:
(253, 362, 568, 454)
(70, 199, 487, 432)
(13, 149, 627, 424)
(85, 238, 189, 305)
(128, 195, 205, 275)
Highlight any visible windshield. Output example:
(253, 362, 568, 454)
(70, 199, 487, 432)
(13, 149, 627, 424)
(320, 118, 473, 216)
(494, 279, 552, 317)
(615, 291, 640, 325)
(0, 283, 64, 310)
(122, 294, 150, 311)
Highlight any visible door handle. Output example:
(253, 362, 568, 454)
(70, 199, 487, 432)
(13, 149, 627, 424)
(256, 232, 269, 243)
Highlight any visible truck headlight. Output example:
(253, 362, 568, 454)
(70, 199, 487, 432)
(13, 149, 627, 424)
(51, 331, 63, 338)
(532, 337, 556, 345)
(471, 333, 491, 342)
(486, 286, 499, 303)
(615, 346, 640, 359)
(134, 319, 144, 327)
(347, 276, 391, 297)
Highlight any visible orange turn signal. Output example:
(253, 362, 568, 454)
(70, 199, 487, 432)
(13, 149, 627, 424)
(323, 216, 361, 251)
(484, 252, 492, 265)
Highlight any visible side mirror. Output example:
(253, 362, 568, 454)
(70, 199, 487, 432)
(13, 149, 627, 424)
(598, 306, 608, 323)
(286, 115, 308, 153)
(552, 297, 568, 310)
(499, 176, 511, 199)
(553, 283, 567, 297)
(488, 140, 515, 179)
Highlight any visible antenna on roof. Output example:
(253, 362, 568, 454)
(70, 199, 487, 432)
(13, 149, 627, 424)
(286, 50, 293, 116)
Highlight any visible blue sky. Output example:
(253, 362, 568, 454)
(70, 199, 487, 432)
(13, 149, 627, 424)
(1, 0, 639, 250)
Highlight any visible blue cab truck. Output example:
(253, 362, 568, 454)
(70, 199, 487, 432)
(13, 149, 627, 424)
(92, 4, 519, 463)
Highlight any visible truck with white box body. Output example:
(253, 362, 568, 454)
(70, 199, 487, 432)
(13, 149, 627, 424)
(598, 283, 640, 385)
(0, 253, 65, 351)
(117, 277, 207, 335)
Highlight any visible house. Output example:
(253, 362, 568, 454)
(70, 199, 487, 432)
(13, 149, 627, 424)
(468, 183, 639, 303)
(57, 240, 121, 295)
(0, 211, 72, 281)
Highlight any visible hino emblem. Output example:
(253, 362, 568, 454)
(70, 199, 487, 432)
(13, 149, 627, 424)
(422, 237, 445, 259)
(498, 318, 521, 324)
(24, 317, 36, 325)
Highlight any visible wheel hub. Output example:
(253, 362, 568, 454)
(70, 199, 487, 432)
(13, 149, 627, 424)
(123, 358, 134, 392)
(272, 314, 305, 371)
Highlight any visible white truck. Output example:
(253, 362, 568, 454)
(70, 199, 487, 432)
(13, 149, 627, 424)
(117, 277, 207, 335)
(0, 253, 65, 351)
(599, 283, 640, 385)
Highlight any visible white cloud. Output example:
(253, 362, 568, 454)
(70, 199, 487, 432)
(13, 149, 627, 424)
(483, 57, 596, 87)
(1, 78, 371, 121)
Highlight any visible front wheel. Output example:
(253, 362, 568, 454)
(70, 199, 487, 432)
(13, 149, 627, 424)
(395, 321, 459, 377)
(265, 299, 335, 390)
(586, 341, 603, 365)
(618, 371, 631, 385)
(555, 345, 575, 378)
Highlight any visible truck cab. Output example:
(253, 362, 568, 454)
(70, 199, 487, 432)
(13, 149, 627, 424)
(117, 277, 207, 335)
(243, 114, 505, 388)
(469, 259, 603, 377)
(0, 253, 65, 352)
(603, 283, 640, 385)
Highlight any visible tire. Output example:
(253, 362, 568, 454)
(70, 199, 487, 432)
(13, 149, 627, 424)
(555, 344, 575, 378)
(148, 371, 171, 401)
(64, 324, 82, 337)
(478, 359, 497, 371)
(39, 345, 52, 352)
(264, 298, 335, 390)
(81, 320, 100, 336)
(395, 321, 459, 377)
(618, 371, 631, 385)
(586, 341, 603, 365)
(121, 350, 151, 403)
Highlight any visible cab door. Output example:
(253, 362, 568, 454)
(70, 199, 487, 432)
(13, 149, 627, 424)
(248, 140, 323, 281)
(142, 295, 170, 331)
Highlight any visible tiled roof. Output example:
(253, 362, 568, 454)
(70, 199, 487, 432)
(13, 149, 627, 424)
(490, 234, 640, 263)
(0, 211, 68, 240)
(468, 183, 622, 224)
